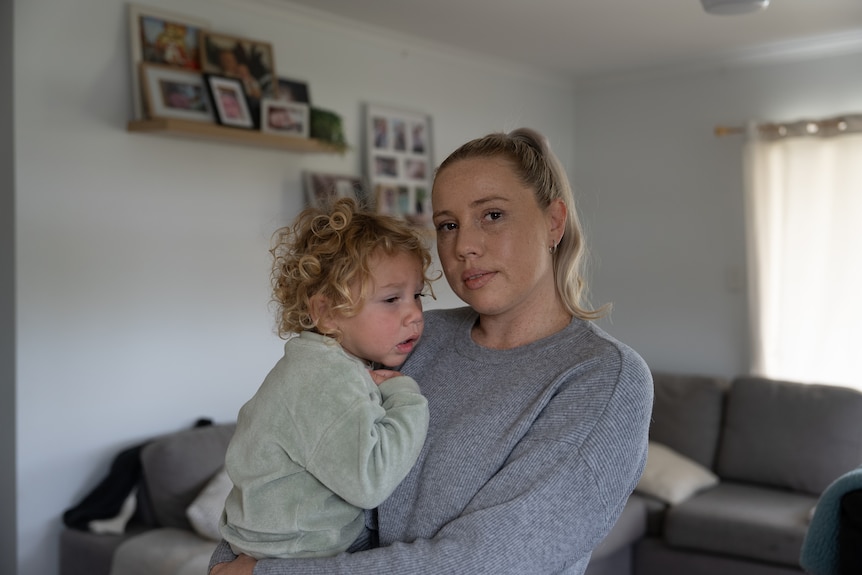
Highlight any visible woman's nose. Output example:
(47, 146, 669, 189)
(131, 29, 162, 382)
(454, 224, 482, 259)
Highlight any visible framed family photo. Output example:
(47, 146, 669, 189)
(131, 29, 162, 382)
(276, 77, 311, 104)
(205, 75, 253, 129)
(201, 31, 276, 126)
(303, 172, 366, 209)
(261, 99, 309, 138)
(364, 104, 433, 227)
(128, 4, 209, 120)
(140, 63, 213, 123)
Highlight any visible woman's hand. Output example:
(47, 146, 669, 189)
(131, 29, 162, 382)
(210, 554, 257, 575)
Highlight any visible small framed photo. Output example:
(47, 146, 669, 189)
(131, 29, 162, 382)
(201, 31, 276, 123)
(205, 75, 253, 129)
(140, 64, 213, 123)
(128, 4, 210, 120)
(261, 99, 309, 138)
(364, 104, 433, 227)
(277, 77, 311, 104)
(303, 172, 366, 209)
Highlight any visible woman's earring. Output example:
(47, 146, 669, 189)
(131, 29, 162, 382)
(549, 243, 558, 255)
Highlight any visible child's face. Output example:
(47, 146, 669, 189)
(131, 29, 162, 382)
(332, 250, 425, 368)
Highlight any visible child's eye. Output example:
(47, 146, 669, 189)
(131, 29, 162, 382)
(414, 292, 426, 300)
(484, 210, 503, 221)
(384, 296, 399, 304)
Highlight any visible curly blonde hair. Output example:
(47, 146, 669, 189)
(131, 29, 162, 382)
(271, 197, 435, 339)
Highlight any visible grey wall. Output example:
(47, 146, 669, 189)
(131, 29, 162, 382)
(2, 0, 17, 572)
(574, 50, 862, 378)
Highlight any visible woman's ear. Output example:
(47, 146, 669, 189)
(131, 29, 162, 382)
(547, 198, 567, 246)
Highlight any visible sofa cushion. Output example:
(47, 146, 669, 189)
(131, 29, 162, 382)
(649, 372, 727, 469)
(186, 466, 232, 541)
(716, 377, 862, 495)
(140, 423, 235, 530)
(109, 527, 218, 575)
(636, 441, 719, 505)
(663, 481, 816, 567)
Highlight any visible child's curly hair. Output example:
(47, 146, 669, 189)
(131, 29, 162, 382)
(271, 197, 435, 339)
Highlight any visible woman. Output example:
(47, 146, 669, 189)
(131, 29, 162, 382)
(210, 128, 653, 575)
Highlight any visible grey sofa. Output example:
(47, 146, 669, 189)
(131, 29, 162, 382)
(60, 374, 862, 575)
(586, 373, 862, 575)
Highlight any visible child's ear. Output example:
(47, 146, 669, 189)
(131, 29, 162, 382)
(309, 294, 334, 333)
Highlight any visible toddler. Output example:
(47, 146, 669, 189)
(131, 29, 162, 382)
(220, 198, 433, 559)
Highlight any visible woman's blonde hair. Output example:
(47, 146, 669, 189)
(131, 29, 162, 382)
(270, 197, 435, 339)
(435, 128, 608, 320)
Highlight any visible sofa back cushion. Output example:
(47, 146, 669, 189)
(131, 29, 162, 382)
(649, 372, 728, 469)
(140, 423, 235, 530)
(716, 377, 862, 495)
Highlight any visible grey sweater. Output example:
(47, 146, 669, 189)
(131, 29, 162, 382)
(211, 307, 653, 574)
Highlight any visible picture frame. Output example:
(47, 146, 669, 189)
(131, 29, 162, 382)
(128, 4, 210, 120)
(303, 172, 366, 209)
(201, 31, 276, 126)
(364, 104, 433, 227)
(140, 63, 214, 123)
(205, 75, 254, 129)
(276, 77, 311, 104)
(261, 99, 310, 138)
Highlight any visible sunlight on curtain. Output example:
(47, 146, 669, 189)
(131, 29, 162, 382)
(744, 128, 862, 390)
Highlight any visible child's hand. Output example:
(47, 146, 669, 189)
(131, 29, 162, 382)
(369, 369, 402, 385)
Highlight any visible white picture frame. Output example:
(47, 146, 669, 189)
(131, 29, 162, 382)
(261, 99, 309, 138)
(140, 63, 213, 123)
(364, 104, 433, 228)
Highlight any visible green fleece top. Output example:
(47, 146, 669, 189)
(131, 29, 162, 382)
(219, 331, 429, 559)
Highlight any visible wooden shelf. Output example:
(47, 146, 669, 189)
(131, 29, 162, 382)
(127, 118, 343, 154)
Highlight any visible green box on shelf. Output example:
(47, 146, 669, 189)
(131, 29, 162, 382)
(310, 108, 348, 152)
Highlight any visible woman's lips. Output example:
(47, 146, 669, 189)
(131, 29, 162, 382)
(462, 270, 495, 290)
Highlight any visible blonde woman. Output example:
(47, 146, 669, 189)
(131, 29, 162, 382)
(212, 129, 652, 574)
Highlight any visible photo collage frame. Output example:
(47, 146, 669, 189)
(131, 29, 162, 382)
(364, 104, 433, 228)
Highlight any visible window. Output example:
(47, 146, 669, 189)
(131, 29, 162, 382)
(743, 117, 862, 390)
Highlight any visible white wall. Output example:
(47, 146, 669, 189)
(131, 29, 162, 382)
(13, 1, 577, 573)
(574, 50, 862, 377)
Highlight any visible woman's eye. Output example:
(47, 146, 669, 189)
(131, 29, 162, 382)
(435, 221, 457, 232)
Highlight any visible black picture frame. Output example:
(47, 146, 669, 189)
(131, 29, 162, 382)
(204, 74, 254, 129)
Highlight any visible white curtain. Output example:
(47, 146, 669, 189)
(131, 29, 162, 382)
(743, 119, 862, 390)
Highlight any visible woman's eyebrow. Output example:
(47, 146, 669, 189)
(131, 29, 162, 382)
(433, 195, 510, 219)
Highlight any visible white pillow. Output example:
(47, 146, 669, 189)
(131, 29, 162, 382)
(186, 467, 233, 540)
(635, 441, 719, 505)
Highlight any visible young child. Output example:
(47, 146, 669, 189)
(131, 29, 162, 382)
(219, 198, 434, 559)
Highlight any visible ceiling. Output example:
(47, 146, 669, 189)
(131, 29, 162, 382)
(274, 0, 862, 79)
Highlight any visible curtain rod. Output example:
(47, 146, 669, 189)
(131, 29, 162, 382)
(714, 114, 862, 138)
